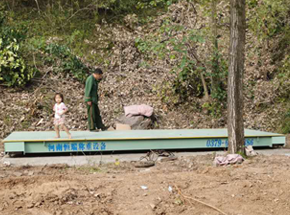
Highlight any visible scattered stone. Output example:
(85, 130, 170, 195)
(94, 193, 101, 198)
(13, 172, 23, 177)
(150, 204, 156, 210)
(26, 203, 34, 209)
(28, 171, 34, 176)
(3, 161, 11, 167)
(14, 201, 23, 210)
(246, 145, 258, 156)
(135, 161, 155, 168)
(55, 211, 62, 215)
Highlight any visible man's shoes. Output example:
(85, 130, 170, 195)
(100, 125, 109, 131)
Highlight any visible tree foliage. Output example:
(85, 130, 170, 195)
(135, 8, 228, 117)
(0, 9, 37, 86)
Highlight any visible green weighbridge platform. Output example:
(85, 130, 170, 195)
(3, 129, 286, 154)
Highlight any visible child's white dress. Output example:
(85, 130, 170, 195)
(53, 102, 67, 125)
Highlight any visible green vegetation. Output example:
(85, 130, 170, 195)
(135, 2, 228, 117)
(0, 8, 37, 86)
(1, 0, 290, 129)
(0, 0, 174, 85)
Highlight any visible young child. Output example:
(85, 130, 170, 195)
(53, 93, 72, 139)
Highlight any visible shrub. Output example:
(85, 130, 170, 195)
(0, 9, 36, 87)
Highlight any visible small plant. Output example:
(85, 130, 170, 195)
(202, 100, 224, 118)
(89, 167, 102, 173)
(237, 150, 247, 160)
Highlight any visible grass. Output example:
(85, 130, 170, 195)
(3, 116, 12, 126)
(76, 165, 104, 174)
(21, 120, 31, 129)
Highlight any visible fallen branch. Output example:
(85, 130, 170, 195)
(34, 0, 41, 14)
(174, 185, 227, 215)
(63, 3, 95, 26)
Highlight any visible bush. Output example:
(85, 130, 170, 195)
(44, 43, 90, 82)
(0, 9, 37, 87)
(0, 39, 36, 86)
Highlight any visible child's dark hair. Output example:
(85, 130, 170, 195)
(54, 93, 64, 102)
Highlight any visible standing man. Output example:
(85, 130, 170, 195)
(84, 68, 107, 131)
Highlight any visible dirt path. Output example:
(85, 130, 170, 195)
(0, 154, 290, 215)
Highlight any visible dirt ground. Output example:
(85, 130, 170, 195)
(0, 154, 290, 215)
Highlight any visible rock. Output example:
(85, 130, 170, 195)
(141, 185, 148, 190)
(14, 201, 23, 210)
(245, 145, 258, 156)
(28, 171, 34, 176)
(13, 172, 23, 177)
(116, 123, 131, 130)
(3, 161, 11, 167)
(55, 211, 62, 215)
(117, 115, 144, 129)
(26, 203, 34, 209)
(107, 126, 115, 131)
(116, 115, 153, 130)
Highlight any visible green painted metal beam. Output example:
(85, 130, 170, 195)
(3, 129, 285, 154)
(4, 142, 25, 153)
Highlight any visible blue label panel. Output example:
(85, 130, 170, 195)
(206, 138, 254, 148)
(47, 142, 107, 152)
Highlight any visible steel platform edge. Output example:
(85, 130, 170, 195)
(3, 129, 286, 154)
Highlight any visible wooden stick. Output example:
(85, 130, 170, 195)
(174, 185, 227, 215)
(34, 0, 41, 14)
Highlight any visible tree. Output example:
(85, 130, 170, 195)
(227, 0, 246, 154)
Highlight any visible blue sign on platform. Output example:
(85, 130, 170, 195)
(206, 138, 254, 148)
(47, 142, 107, 152)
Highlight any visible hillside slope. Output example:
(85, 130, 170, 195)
(0, 1, 289, 140)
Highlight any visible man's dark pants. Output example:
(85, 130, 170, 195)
(87, 103, 104, 130)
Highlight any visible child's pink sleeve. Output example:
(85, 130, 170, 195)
(53, 104, 56, 111)
(62, 103, 68, 110)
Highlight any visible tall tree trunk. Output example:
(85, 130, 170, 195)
(227, 0, 246, 154)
